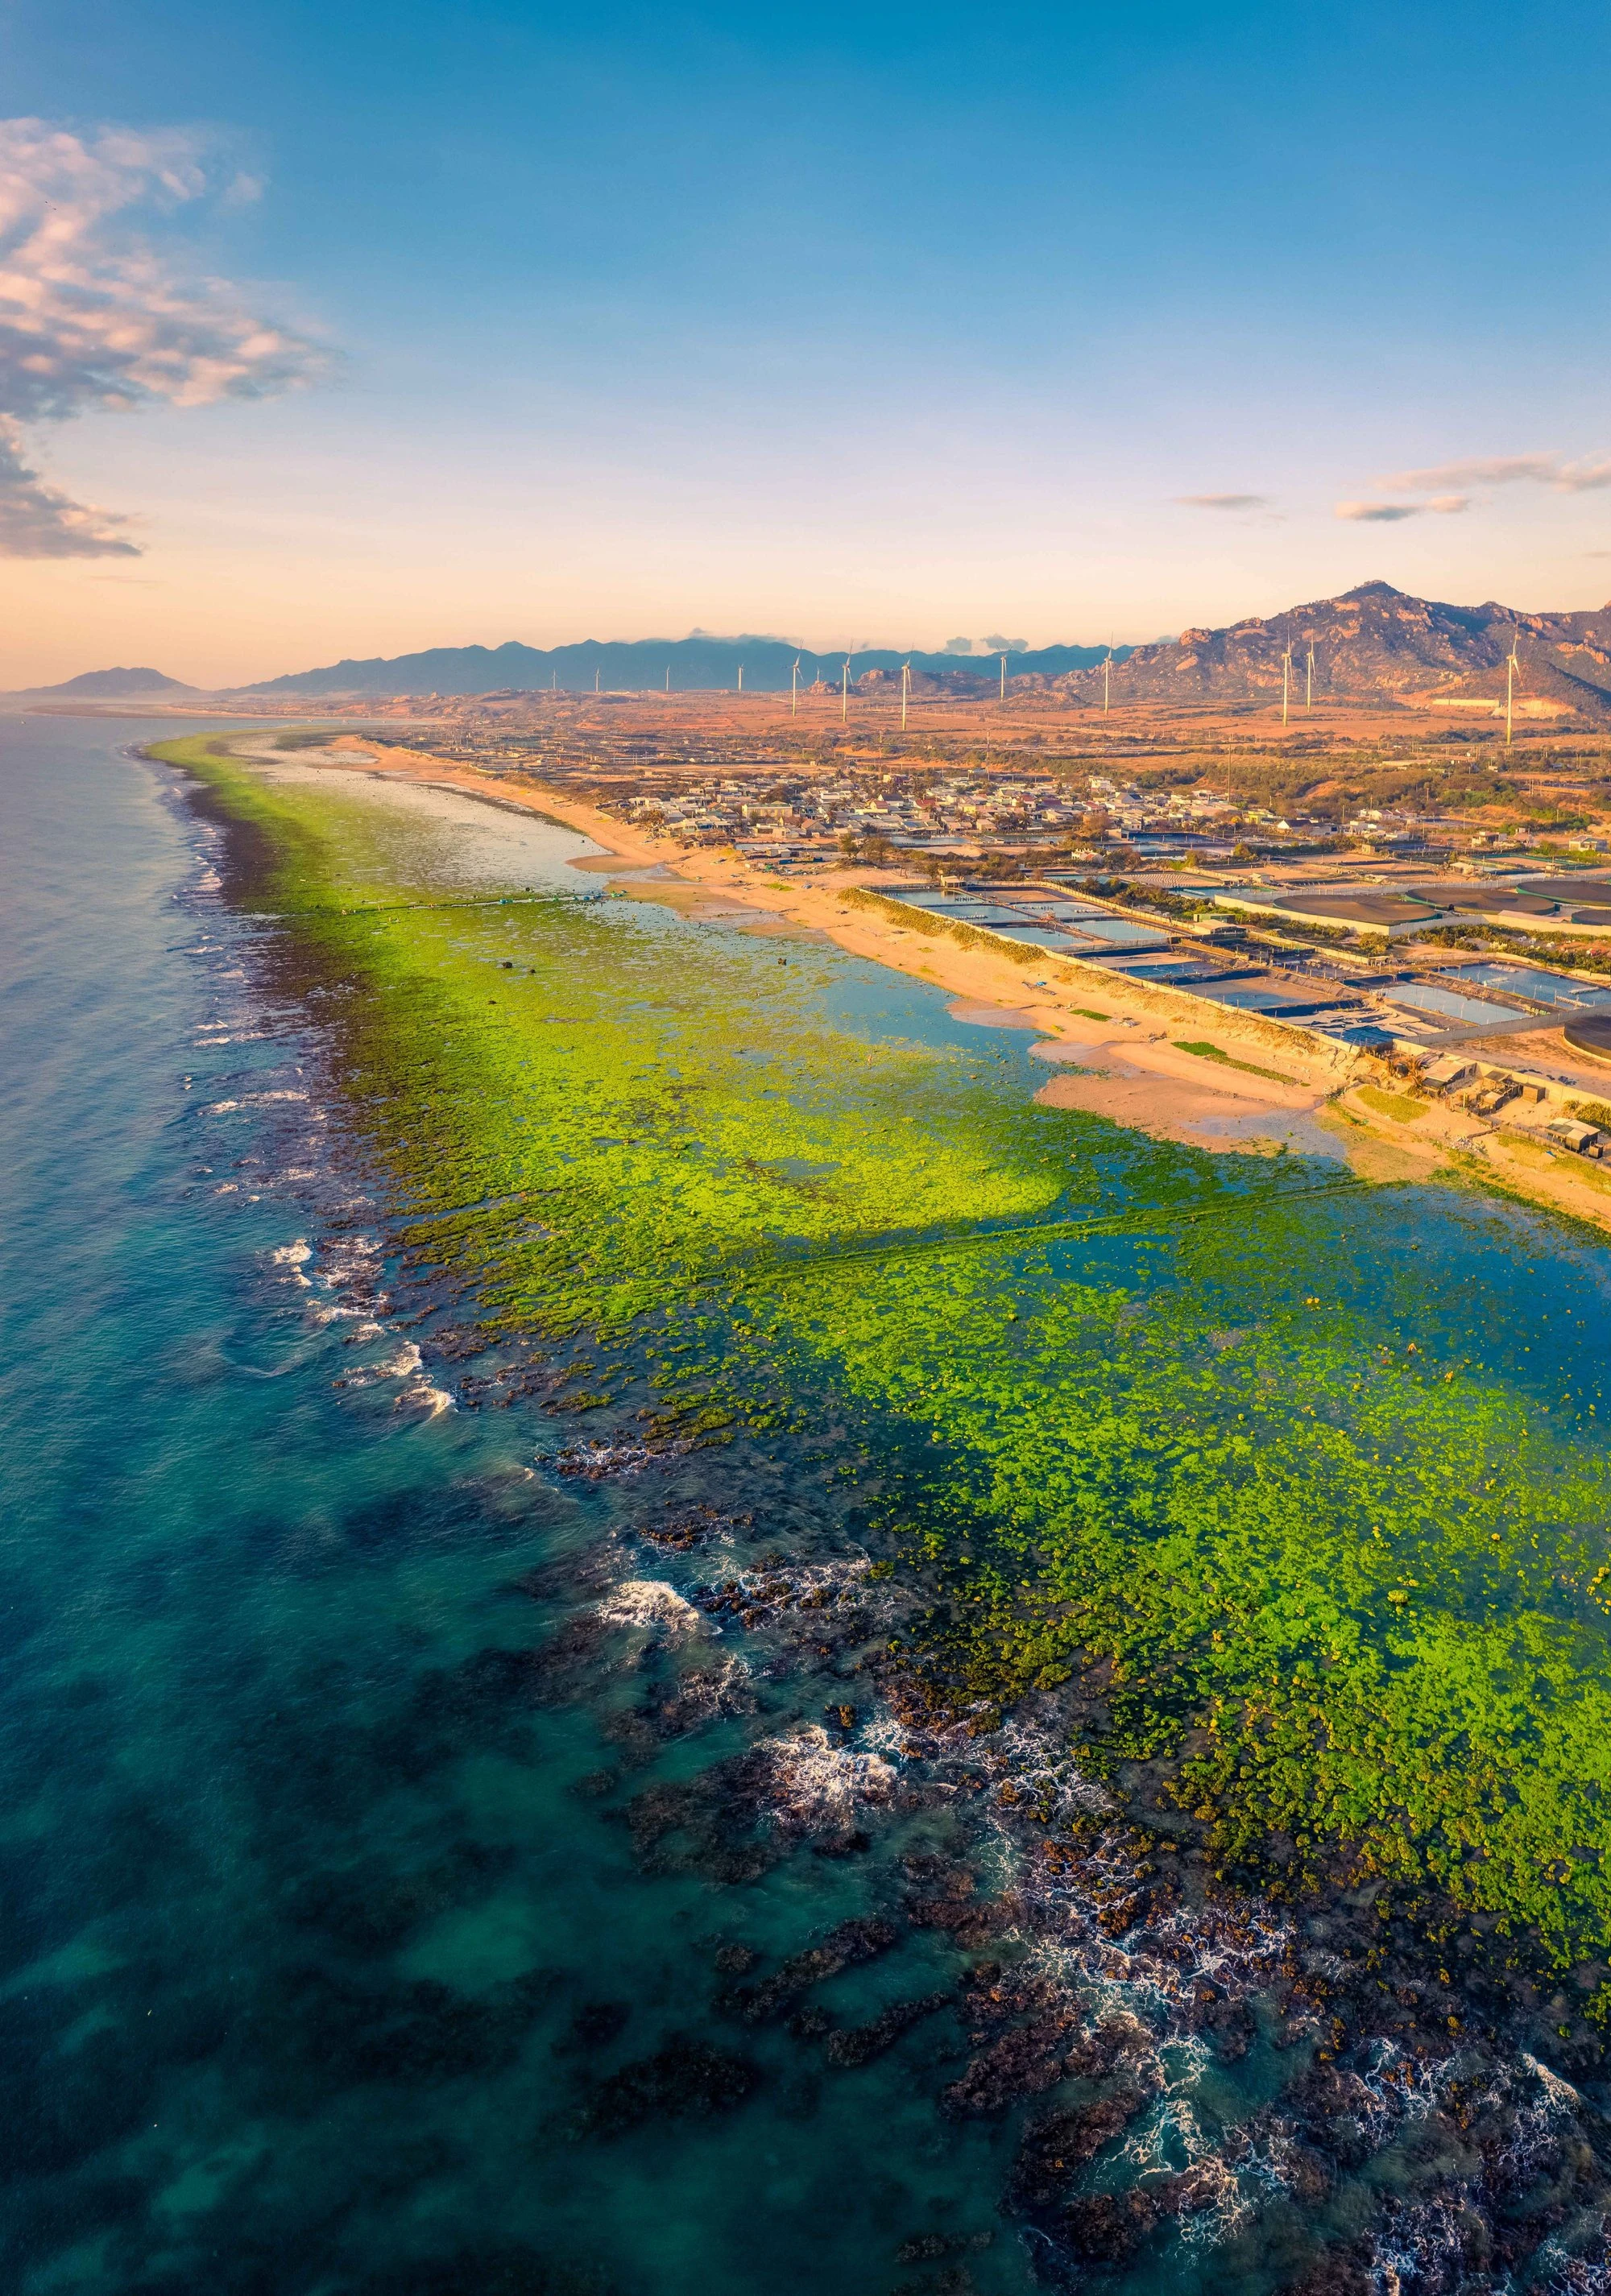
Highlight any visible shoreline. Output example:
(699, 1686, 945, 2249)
(205, 731, 1611, 1220)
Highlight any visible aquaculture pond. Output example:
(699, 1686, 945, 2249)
(3, 717, 1611, 2296)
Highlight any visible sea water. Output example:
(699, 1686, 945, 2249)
(0, 721, 1033, 2295)
(6, 719, 1611, 2296)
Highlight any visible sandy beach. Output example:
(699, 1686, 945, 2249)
(222, 730, 1611, 1222)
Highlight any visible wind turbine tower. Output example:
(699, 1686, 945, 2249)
(1505, 637, 1522, 747)
(791, 657, 800, 717)
(901, 660, 911, 731)
(842, 658, 850, 726)
(999, 651, 1008, 702)
(1281, 643, 1293, 726)
(1306, 645, 1315, 710)
(1103, 645, 1112, 714)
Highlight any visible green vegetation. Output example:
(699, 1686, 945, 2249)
(1173, 1040, 1294, 1084)
(1424, 922, 1611, 979)
(1356, 1085, 1429, 1126)
(155, 734, 1611, 1977)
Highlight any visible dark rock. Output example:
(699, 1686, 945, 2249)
(942, 2009, 1083, 2116)
(552, 2000, 630, 2056)
(893, 2233, 993, 2265)
(576, 2033, 760, 2137)
(569, 1769, 619, 1798)
(1005, 2088, 1150, 2205)
(826, 1993, 952, 2068)
(1275, 2247, 1377, 2296)
(354, 2245, 611, 2295)
(1054, 2188, 1161, 2265)
(725, 1917, 900, 2022)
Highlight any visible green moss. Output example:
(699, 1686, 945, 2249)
(155, 733, 1611, 1970)
(1173, 1040, 1295, 1085)
(1356, 1085, 1428, 1126)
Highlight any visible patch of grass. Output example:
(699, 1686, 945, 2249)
(1173, 1040, 1294, 1085)
(1571, 1098, 1611, 1131)
(1504, 1135, 1611, 1194)
(1072, 1007, 1110, 1021)
(1356, 1085, 1428, 1127)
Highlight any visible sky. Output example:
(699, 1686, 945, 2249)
(1, 0, 1609, 688)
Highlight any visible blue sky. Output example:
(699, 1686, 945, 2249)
(2, 0, 1609, 683)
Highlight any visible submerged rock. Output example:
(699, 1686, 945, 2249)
(575, 2033, 760, 2137)
(825, 1992, 952, 2069)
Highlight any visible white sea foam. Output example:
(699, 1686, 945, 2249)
(543, 1438, 690, 1479)
(761, 1723, 895, 1831)
(396, 1378, 454, 1415)
(596, 1580, 706, 1635)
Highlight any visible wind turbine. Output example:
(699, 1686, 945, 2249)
(1505, 635, 1522, 747)
(737, 663, 744, 693)
(999, 651, 1008, 702)
(791, 657, 800, 717)
(665, 664, 670, 693)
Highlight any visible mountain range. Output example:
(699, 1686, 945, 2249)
(1042, 581, 1611, 721)
(230, 635, 1119, 697)
(10, 583, 1611, 718)
(6, 666, 205, 701)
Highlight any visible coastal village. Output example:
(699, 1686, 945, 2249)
(246, 693, 1611, 1229)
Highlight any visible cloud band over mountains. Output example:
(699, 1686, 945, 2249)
(0, 118, 328, 556)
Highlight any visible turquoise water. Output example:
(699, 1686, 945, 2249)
(0, 723, 1034, 2294)
(7, 722, 1611, 2296)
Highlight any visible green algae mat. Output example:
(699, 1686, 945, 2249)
(160, 736, 1611, 1984)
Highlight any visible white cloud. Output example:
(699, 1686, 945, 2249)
(1336, 501, 1421, 522)
(1335, 495, 1468, 523)
(0, 118, 329, 556)
(1175, 492, 1269, 511)
(983, 633, 1028, 652)
(1376, 454, 1611, 495)
(0, 415, 138, 556)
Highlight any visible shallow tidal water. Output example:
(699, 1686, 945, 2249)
(4, 719, 1611, 2296)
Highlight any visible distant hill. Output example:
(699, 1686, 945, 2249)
(21, 586, 1611, 718)
(230, 635, 1124, 698)
(1046, 581, 1611, 722)
(6, 666, 204, 701)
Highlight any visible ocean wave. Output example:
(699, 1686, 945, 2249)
(596, 1579, 710, 1635)
(760, 1723, 897, 1834)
